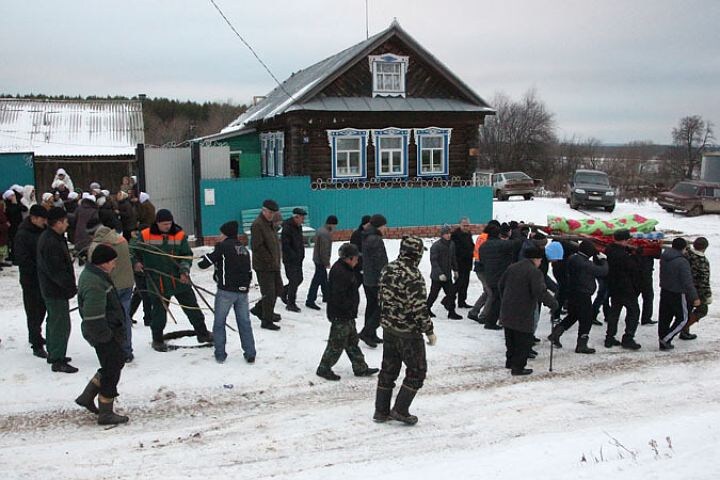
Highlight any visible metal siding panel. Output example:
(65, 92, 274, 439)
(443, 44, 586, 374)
(144, 147, 195, 236)
(200, 145, 231, 179)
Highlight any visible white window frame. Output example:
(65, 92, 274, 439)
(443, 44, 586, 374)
(327, 128, 369, 180)
(259, 131, 284, 177)
(371, 127, 410, 178)
(368, 54, 409, 98)
(414, 127, 452, 177)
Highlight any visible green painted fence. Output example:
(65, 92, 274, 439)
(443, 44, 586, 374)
(200, 176, 493, 236)
(0, 152, 35, 188)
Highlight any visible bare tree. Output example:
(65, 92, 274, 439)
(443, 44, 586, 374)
(670, 115, 715, 179)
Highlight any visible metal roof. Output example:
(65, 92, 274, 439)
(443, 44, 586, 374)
(218, 21, 493, 137)
(0, 99, 144, 156)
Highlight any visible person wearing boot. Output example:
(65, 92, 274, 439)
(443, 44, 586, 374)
(682, 237, 712, 340)
(603, 230, 643, 350)
(13, 205, 49, 358)
(198, 221, 256, 364)
(548, 240, 608, 354)
(427, 224, 462, 319)
(131, 209, 213, 351)
(75, 244, 129, 425)
(499, 246, 558, 375)
(280, 207, 306, 313)
(451, 217, 474, 309)
(316, 243, 379, 380)
(359, 214, 389, 348)
(658, 238, 700, 350)
(638, 251, 659, 325)
(373, 236, 435, 426)
(37, 207, 79, 373)
(249, 199, 282, 330)
(306, 215, 338, 310)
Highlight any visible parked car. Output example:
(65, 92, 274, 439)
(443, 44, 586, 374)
(492, 171, 537, 201)
(566, 169, 616, 212)
(657, 180, 720, 216)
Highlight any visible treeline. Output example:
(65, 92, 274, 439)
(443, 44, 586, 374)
(0, 93, 248, 146)
(478, 90, 717, 195)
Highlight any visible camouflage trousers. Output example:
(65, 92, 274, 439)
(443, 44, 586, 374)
(319, 319, 368, 373)
(378, 329, 427, 391)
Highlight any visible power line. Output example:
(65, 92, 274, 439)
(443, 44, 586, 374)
(208, 0, 295, 102)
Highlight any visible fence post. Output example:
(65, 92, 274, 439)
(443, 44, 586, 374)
(191, 141, 203, 246)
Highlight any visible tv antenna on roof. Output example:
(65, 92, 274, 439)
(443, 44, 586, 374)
(365, 0, 369, 39)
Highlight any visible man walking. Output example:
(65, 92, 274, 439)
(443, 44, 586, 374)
(658, 238, 700, 350)
(316, 243, 379, 380)
(14, 205, 48, 358)
(682, 237, 712, 339)
(451, 217, 474, 308)
(280, 207, 306, 312)
(427, 225, 462, 319)
(37, 207, 78, 373)
(199, 221, 256, 363)
(249, 199, 282, 330)
(603, 230, 642, 350)
(359, 214, 388, 348)
(131, 209, 213, 351)
(74, 244, 129, 425)
(373, 236, 435, 426)
(306, 215, 338, 310)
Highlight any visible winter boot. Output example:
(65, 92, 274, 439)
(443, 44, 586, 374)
(447, 309, 463, 320)
(32, 346, 48, 359)
(196, 331, 214, 344)
(51, 361, 79, 373)
(354, 367, 380, 377)
(286, 304, 301, 313)
(260, 321, 280, 331)
(97, 396, 129, 425)
(621, 335, 642, 350)
(316, 367, 340, 381)
(679, 331, 697, 340)
(373, 386, 393, 422)
(151, 340, 169, 352)
(575, 334, 596, 354)
(547, 323, 565, 348)
(604, 336, 621, 348)
(390, 386, 419, 425)
(75, 373, 101, 414)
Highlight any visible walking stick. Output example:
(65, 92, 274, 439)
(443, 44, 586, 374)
(549, 312, 559, 372)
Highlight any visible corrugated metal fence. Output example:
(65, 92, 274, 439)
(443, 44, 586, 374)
(200, 176, 493, 235)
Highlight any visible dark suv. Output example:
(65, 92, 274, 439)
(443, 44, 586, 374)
(657, 180, 720, 216)
(566, 169, 616, 212)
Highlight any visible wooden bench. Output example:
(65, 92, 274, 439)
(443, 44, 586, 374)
(241, 206, 316, 246)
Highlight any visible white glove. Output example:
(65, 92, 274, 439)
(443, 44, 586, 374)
(595, 252, 606, 260)
(453, 271, 459, 282)
(426, 333, 437, 346)
(438, 274, 447, 282)
(706, 296, 713, 305)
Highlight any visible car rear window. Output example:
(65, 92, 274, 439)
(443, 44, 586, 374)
(671, 182, 699, 196)
(575, 173, 609, 186)
(503, 172, 531, 180)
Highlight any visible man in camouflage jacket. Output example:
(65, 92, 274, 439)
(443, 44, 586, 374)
(374, 236, 436, 426)
(683, 237, 712, 339)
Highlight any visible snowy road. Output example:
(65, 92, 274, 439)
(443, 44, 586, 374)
(1, 197, 719, 479)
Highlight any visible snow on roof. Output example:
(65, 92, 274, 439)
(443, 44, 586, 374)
(0, 99, 145, 156)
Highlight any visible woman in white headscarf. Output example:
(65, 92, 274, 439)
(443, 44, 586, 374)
(21, 185, 36, 210)
(51, 168, 75, 192)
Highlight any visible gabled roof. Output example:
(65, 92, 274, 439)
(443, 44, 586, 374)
(0, 99, 144, 156)
(219, 21, 493, 136)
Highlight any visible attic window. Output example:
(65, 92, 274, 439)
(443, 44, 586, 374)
(368, 54, 409, 97)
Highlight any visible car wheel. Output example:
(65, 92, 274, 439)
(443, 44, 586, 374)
(570, 196, 579, 210)
(663, 207, 675, 213)
(687, 205, 703, 217)
(605, 205, 615, 213)
(523, 193, 533, 200)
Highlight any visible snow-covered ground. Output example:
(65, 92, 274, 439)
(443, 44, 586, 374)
(1, 197, 719, 480)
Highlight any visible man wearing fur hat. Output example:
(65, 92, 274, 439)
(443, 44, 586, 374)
(75, 244, 129, 425)
(131, 209, 212, 351)
(249, 199, 282, 330)
(427, 224, 462, 319)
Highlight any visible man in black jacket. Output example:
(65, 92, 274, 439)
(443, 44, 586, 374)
(548, 241, 608, 354)
(316, 243, 379, 380)
(14, 205, 48, 358)
(603, 230, 642, 350)
(349, 215, 371, 287)
(451, 217, 474, 308)
(359, 214, 388, 347)
(37, 207, 78, 373)
(427, 225, 462, 319)
(280, 208, 306, 312)
(499, 246, 558, 375)
(658, 238, 700, 350)
(199, 221, 256, 363)
(478, 224, 523, 330)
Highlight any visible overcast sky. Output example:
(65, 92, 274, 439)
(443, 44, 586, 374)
(1, 0, 718, 144)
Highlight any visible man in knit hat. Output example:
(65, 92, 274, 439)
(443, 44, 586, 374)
(306, 215, 339, 310)
(603, 229, 642, 350)
(75, 244, 129, 425)
(249, 199, 282, 330)
(198, 221, 256, 363)
(131, 209, 212, 351)
(280, 207, 307, 312)
(37, 207, 78, 373)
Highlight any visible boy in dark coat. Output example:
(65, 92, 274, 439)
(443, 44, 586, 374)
(316, 243, 379, 380)
(499, 246, 558, 375)
(427, 224, 462, 319)
(198, 221, 256, 363)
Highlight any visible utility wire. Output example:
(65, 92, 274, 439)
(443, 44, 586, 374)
(208, 0, 295, 102)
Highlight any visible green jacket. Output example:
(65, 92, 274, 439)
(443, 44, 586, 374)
(131, 222, 193, 296)
(78, 264, 126, 347)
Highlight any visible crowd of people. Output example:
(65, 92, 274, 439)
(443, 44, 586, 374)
(0, 179, 713, 427)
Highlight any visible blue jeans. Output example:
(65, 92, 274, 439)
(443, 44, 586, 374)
(306, 261, 328, 304)
(214, 289, 256, 361)
(117, 287, 133, 358)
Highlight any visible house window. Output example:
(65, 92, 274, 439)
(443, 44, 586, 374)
(368, 54, 409, 97)
(259, 131, 284, 177)
(414, 127, 452, 177)
(327, 128, 369, 180)
(371, 127, 410, 178)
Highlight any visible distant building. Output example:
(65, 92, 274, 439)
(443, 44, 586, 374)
(0, 98, 144, 192)
(201, 21, 495, 183)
